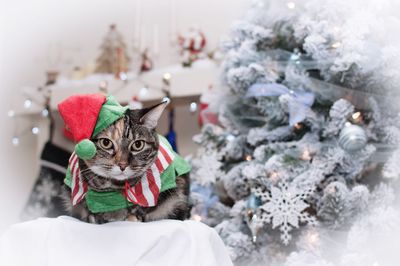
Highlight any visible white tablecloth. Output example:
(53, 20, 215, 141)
(0, 216, 233, 266)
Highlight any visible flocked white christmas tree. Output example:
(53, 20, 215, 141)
(190, 0, 400, 265)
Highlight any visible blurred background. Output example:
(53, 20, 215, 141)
(0, 0, 248, 233)
(3, 1, 400, 265)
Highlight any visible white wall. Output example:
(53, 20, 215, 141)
(0, 0, 249, 232)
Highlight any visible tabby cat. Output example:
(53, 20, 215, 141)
(62, 102, 190, 224)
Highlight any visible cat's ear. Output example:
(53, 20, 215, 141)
(139, 101, 168, 129)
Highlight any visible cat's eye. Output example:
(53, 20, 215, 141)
(130, 140, 145, 152)
(98, 138, 113, 150)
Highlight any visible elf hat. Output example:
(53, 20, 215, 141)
(58, 93, 128, 160)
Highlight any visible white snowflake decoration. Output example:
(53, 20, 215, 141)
(21, 202, 51, 220)
(255, 181, 317, 245)
(191, 150, 223, 185)
(35, 175, 58, 203)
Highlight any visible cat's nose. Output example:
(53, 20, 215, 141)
(118, 163, 128, 171)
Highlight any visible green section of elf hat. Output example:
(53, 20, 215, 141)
(92, 95, 129, 137)
(58, 94, 128, 160)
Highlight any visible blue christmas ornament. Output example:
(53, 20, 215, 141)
(191, 182, 219, 218)
(247, 193, 262, 211)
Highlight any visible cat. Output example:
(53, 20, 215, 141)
(62, 102, 190, 224)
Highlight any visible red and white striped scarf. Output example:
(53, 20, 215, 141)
(68, 140, 175, 207)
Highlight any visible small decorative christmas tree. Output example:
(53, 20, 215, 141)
(95, 24, 130, 78)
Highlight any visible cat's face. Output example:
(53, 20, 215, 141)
(83, 102, 167, 182)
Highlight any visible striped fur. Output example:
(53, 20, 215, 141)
(63, 106, 190, 223)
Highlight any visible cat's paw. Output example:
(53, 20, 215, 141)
(127, 215, 141, 222)
(88, 214, 97, 224)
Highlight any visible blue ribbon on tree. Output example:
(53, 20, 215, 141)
(190, 182, 219, 218)
(245, 83, 315, 126)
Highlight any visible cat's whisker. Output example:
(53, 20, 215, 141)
(63, 96, 190, 223)
(83, 174, 100, 182)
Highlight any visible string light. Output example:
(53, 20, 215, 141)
(189, 102, 198, 113)
(287, 2, 296, 9)
(31, 127, 40, 135)
(294, 123, 303, 130)
(99, 81, 108, 92)
(306, 229, 319, 249)
(268, 171, 280, 183)
(308, 232, 318, 243)
(301, 150, 312, 161)
(245, 155, 252, 161)
(162, 73, 172, 86)
(226, 134, 235, 142)
(41, 109, 49, 117)
(269, 171, 278, 178)
(139, 86, 149, 97)
(331, 42, 342, 48)
(351, 111, 362, 123)
(7, 110, 15, 117)
(11, 137, 19, 146)
(192, 214, 202, 222)
(290, 54, 300, 61)
(119, 72, 128, 81)
(162, 96, 171, 104)
(24, 99, 32, 109)
(352, 112, 361, 120)
(163, 73, 172, 81)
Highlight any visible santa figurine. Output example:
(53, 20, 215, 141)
(178, 28, 207, 67)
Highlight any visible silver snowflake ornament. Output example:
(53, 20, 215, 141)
(255, 181, 317, 245)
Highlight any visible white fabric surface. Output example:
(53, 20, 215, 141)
(0, 216, 233, 266)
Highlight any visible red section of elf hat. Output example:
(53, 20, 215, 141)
(58, 93, 107, 142)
